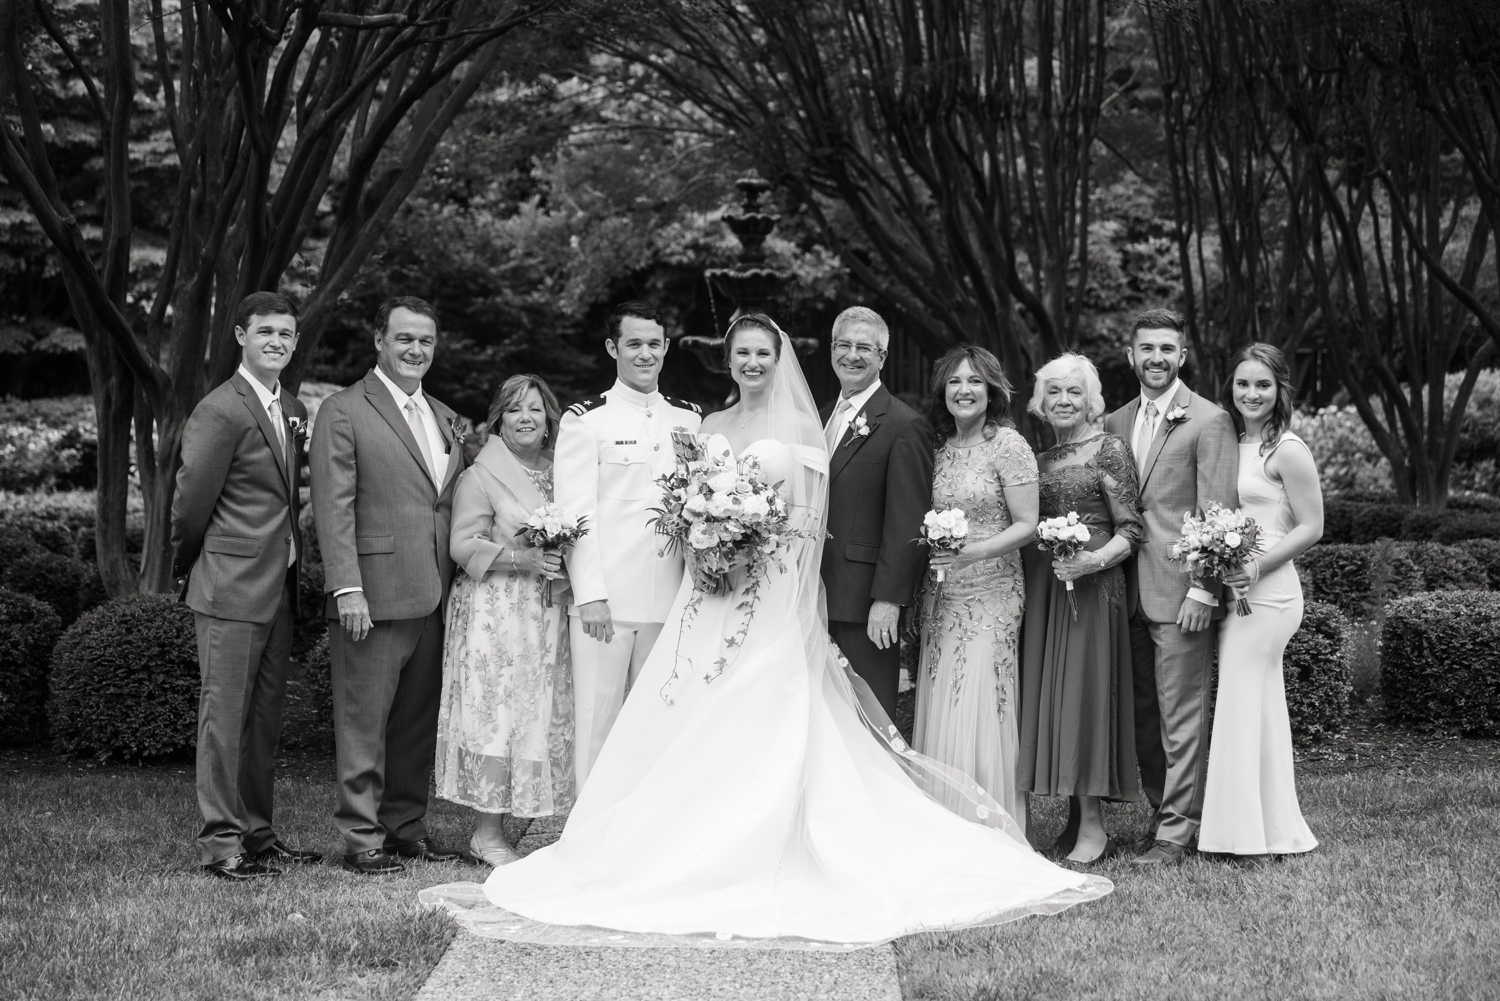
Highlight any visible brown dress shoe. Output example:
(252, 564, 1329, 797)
(1131, 839, 1189, 865)
(204, 853, 283, 881)
(342, 849, 405, 875)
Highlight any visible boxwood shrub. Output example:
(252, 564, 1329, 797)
(1395, 541, 1489, 593)
(280, 633, 333, 754)
(48, 594, 199, 760)
(2, 550, 87, 625)
(1298, 542, 1423, 618)
(0, 588, 63, 746)
(1383, 591, 1500, 735)
(1283, 601, 1352, 743)
(1320, 498, 1500, 545)
(1431, 511, 1500, 544)
(1455, 539, 1500, 590)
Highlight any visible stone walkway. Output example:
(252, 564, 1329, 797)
(415, 817, 904, 1001)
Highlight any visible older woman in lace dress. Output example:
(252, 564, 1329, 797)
(1019, 353, 1143, 864)
(914, 346, 1039, 827)
(437, 375, 574, 866)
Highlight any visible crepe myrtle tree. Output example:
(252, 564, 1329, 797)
(0, 0, 566, 595)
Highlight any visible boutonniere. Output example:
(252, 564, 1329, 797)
(286, 416, 308, 445)
(447, 416, 468, 453)
(1163, 405, 1189, 425)
(846, 414, 874, 445)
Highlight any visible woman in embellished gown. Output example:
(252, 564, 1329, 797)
(1019, 353, 1143, 864)
(421, 315, 1110, 946)
(913, 346, 1038, 827)
(1199, 343, 1320, 862)
(436, 375, 574, 866)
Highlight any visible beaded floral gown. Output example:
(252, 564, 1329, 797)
(435, 463, 575, 819)
(914, 426, 1038, 826)
(1019, 433, 1142, 802)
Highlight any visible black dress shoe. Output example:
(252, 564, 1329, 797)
(1051, 797, 1082, 857)
(391, 838, 464, 863)
(204, 853, 282, 881)
(253, 841, 323, 865)
(1131, 839, 1190, 866)
(342, 849, 405, 875)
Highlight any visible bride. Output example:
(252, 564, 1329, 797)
(422, 314, 1111, 946)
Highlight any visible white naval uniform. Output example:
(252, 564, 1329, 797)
(554, 379, 702, 788)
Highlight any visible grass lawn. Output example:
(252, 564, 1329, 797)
(3, 703, 1497, 1001)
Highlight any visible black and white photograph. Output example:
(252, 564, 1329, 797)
(1, 0, 1498, 998)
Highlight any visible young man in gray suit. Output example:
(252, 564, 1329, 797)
(311, 296, 467, 874)
(1104, 309, 1239, 865)
(173, 291, 321, 880)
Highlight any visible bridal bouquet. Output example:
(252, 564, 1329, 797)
(920, 507, 970, 583)
(649, 450, 794, 597)
(1036, 512, 1092, 619)
(1168, 502, 1264, 616)
(517, 503, 588, 607)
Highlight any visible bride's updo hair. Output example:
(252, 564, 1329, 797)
(722, 312, 784, 367)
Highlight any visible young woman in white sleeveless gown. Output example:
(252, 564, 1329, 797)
(1199, 344, 1321, 859)
(421, 315, 1110, 946)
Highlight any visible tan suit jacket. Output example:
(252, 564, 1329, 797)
(172, 371, 305, 624)
(310, 369, 465, 621)
(1105, 384, 1240, 622)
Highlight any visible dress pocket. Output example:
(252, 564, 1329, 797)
(845, 542, 880, 564)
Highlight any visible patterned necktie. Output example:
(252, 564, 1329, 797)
(825, 398, 852, 452)
(1136, 399, 1158, 475)
(405, 399, 437, 482)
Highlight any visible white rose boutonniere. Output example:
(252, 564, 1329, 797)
(1164, 405, 1189, 424)
(847, 414, 873, 444)
(286, 416, 308, 446)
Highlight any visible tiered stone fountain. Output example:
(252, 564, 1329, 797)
(678, 174, 818, 373)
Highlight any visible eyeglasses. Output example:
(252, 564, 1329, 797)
(833, 339, 883, 357)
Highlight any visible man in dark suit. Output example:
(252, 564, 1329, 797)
(311, 296, 468, 875)
(820, 306, 935, 718)
(173, 291, 321, 880)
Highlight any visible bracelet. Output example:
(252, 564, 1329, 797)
(1248, 557, 1261, 583)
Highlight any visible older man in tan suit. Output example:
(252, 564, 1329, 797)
(1105, 308, 1239, 865)
(312, 296, 468, 874)
(174, 291, 321, 880)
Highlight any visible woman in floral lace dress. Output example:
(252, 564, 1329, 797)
(437, 374, 574, 866)
(914, 346, 1039, 826)
(1019, 353, 1143, 863)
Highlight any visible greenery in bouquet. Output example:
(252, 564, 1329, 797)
(1036, 511, 1092, 617)
(650, 449, 799, 703)
(1168, 503, 1264, 615)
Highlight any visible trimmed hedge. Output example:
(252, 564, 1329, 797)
(48, 594, 200, 760)
(1397, 541, 1489, 593)
(1383, 591, 1500, 736)
(1455, 539, 1500, 590)
(2, 550, 87, 625)
(280, 633, 334, 754)
(0, 588, 63, 746)
(1320, 498, 1500, 545)
(1284, 601, 1352, 743)
(1299, 543, 1423, 618)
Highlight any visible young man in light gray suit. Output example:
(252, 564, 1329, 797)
(1104, 309, 1239, 865)
(173, 291, 320, 880)
(311, 296, 468, 875)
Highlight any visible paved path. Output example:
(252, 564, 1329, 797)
(415, 817, 904, 1001)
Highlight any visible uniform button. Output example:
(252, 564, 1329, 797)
(645, 409, 653, 417)
(654, 444, 660, 451)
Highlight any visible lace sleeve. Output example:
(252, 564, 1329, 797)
(990, 426, 1039, 487)
(1095, 434, 1144, 551)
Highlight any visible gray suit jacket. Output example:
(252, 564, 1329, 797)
(172, 371, 305, 624)
(310, 370, 465, 621)
(1105, 384, 1239, 623)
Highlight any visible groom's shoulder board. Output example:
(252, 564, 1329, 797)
(663, 395, 702, 415)
(566, 395, 607, 418)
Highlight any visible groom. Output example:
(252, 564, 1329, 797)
(556, 300, 703, 789)
(820, 306, 933, 719)
(1105, 308, 1238, 865)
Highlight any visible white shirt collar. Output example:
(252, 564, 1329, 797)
(374, 364, 431, 414)
(609, 378, 662, 409)
(1140, 377, 1182, 414)
(839, 378, 882, 414)
(237, 364, 281, 409)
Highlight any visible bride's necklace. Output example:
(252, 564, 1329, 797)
(738, 406, 769, 429)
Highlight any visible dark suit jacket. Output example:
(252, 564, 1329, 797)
(310, 370, 466, 622)
(1104, 384, 1240, 622)
(820, 384, 935, 623)
(172, 371, 306, 624)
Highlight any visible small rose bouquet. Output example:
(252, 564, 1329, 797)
(1168, 502, 1264, 615)
(920, 507, 970, 583)
(516, 503, 588, 607)
(1036, 512, 1092, 619)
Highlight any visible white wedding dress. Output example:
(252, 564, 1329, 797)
(422, 332, 1110, 948)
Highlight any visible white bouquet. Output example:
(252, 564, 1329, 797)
(1036, 512, 1092, 618)
(920, 507, 970, 583)
(517, 503, 588, 607)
